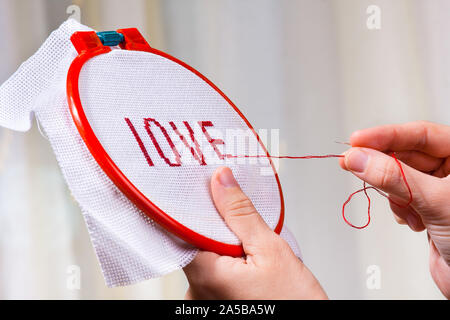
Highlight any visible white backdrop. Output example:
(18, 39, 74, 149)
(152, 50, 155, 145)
(0, 0, 447, 299)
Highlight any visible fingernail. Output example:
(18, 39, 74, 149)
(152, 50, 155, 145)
(345, 149, 369, 173)
(218, 167, 238, 188)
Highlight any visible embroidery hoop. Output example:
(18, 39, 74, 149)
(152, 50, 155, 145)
(66, 28, 284, 256)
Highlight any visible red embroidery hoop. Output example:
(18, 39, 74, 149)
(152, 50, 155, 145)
(66, 28, 284, 256)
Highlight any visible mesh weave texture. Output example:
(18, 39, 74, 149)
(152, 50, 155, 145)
(80, 50, 282, 244)
(0, 19, 301, 286)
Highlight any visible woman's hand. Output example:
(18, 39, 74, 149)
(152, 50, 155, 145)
(340, 121, 450, 298)
(183, 167, 327, 300)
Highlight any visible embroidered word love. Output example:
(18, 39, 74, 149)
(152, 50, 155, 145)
(125, 117, 229, 167)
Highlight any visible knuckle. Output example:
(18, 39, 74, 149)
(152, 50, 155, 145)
(377, 159, 401, 190)
(413, 121, 429, 150)
(225, 197, 256, 217)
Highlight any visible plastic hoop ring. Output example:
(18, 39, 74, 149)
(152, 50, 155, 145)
(66, 28, 284, 257)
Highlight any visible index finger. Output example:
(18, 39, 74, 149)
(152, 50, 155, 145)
(350, 121, 450, 158)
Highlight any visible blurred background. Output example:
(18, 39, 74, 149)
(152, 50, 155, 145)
(0, 0, 448, 299)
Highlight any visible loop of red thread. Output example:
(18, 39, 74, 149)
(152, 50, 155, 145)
(227, 152, 413, 229)
(341, 152, 413, 229)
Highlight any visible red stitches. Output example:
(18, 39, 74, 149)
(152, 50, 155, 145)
(144, 118, 182, 167)
(127, 119, 225, 165)
(125, 118, 154, 167)
(170, 121, 207, 165)
(199, 121, 226, 160)
(125, 118, 413, 230)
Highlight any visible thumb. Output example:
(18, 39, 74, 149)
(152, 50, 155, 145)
(211, 167, 273, 253)
(341, 147, 442, 213)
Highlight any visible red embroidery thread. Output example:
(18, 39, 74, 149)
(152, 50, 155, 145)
(144, 118, 182, 167)
(170, 121, 207, 165)
(341, 152, 412, 229)
(199, 121, 226, 160)
(228, 152, 412, 229)
(226, 154, 344, 160)
(125, 117, 154, 167)
(125, 118, 413, 229)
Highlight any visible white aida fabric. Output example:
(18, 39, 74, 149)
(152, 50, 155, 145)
(0, 19, 301, 286)
(80, 50, 282, 244)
